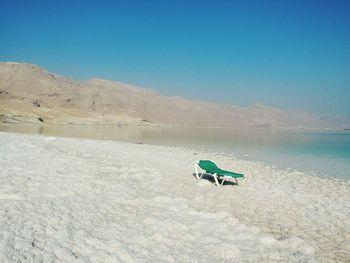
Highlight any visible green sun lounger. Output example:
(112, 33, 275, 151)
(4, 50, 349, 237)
(194, 160, 246, 187)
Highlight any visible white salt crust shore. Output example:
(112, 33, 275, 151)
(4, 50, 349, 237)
(0, 132, 349, 262)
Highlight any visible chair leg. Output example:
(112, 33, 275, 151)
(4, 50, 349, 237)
(234, 178, 238, 185)
(213, 173, 220, 187)
(194, 164, 201, 180)
(220, 177, 226, 186)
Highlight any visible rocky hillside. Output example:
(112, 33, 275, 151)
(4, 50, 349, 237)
(0, 62, 349, 128)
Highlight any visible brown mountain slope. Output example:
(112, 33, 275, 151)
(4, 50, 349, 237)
(0, 62, 349, 128)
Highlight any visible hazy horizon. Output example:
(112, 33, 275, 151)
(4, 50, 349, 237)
(1, 0, 349, 116)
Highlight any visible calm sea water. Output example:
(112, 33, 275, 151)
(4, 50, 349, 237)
(1, 124, 349, 180)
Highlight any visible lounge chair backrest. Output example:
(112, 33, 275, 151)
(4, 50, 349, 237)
(198, 160, 219, 173)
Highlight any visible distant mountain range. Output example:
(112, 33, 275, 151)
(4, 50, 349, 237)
(0, 62, 349, 129)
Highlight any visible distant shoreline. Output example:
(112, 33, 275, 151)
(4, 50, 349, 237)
(0, 122, 347, 132)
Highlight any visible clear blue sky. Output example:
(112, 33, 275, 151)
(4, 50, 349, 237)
(1, 0, 349, 115)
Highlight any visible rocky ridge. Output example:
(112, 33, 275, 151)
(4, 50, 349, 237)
(0, 62, 349, 129)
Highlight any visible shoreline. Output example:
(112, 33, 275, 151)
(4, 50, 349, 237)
(0, 132, 349, 262)
(1, 121, 348, 131)
(1, 124, 350, 182)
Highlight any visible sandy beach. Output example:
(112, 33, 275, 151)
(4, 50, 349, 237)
(0, 132, 349, 262)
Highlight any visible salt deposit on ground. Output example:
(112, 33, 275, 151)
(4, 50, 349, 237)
(0, 132, 349, 262)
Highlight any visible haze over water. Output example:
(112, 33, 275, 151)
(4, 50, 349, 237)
(1, 125, 349, 180)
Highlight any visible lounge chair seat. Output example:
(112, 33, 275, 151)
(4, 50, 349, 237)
(194, 160, 245, 187)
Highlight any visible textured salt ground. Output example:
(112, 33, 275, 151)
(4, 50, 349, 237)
(0, 132, 349, 262)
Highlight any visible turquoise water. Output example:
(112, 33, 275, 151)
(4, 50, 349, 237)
(1, 124, 349, 180)
(223, 131, 350, 180)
